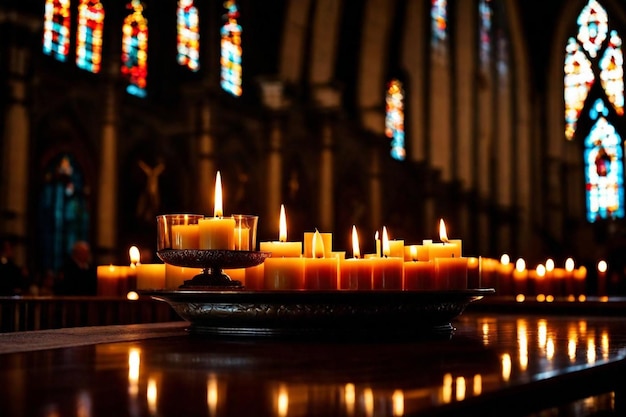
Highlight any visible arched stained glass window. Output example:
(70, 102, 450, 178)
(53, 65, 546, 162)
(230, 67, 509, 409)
(564, 38, 595, 140)
(385, 79, 406, 161)
(478, 0, 492, 67)
(599, 30, 625, 116)
(177, 0, 200, 71)
(43, 0, 71, 62)
(76, 0, 105, 73)
(577, 0, 608, 59)
(221, 0, 243, 97)
(121, 0, 148, 98)
(431, 0, 447, 47)
(584, 99, 624, 222)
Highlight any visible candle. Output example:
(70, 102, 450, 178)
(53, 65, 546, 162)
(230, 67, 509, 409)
(467, 257, 480, 288)
(126, 245, 140, 292)
(136, 263, 166, 289)
(244, 264, 265, 289)
(233, 214, 258, 251)
(340, 226, 373, 289)
(261, 204, 304, 289)
(512, 258, 528, 295)
(304, 231, 333, 258)
(371, 226, 404, 289)
(259, 205, 302, 257)
(172, 214, 200, 249)
(165, 264, 202, 289)
(304, 230, 339, 289)
(573, 265, 587, 297)
(564, 257, 575, 296)
(431, 220, 466, 289)
(199, 171, 236, 250)
(97, 264, 123, 296)
(497, 254, 514, 295)
(404, 245, 434, 290)
(597, 260, 607, 296)
(426, 219, 461, 259)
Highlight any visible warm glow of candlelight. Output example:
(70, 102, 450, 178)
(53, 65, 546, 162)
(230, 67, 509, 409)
(536, 264, 546, 277)
(439, 219, 449, 243)
(546, 258, 555, 272)
(410, 245, 418, 261)
(214, 171, 223, 217)
(129, 246, 140, 266)
(382, 226, 390, 257)
(565, 257, 575, 272)
(515, 258, 526, 272)
(279, 204, 287, 242)
(312, 229, 325, 258)
(351, 225, 361, 258)
(598, 260, 607, 273)
(500, 254, 510, 265)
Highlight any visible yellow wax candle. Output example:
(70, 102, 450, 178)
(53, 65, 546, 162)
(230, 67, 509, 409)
(389, 239, 404, 258)
(512, 258, 528, 295)
(165, 264, 203, 289)
(199, 171, 236, 250)
(427, 219, 462, 259)
(259, 204, 302, 257)
(172, 221, 200, 249)
(434, 257, 468, 290)
(244, 264, 265, 290)
(304, 230, 339, 289)
(339, 226, 372, 289)
(97, 265, 122, 296)
(403, 245, 434, 290)
(303, 231, 333, 258)
(234, 226, 250, 250)
(136, 263, 166, 289)
(467, 257, 480, 288)
(371, 226, 404, 289)
(264, 257, 305, 289)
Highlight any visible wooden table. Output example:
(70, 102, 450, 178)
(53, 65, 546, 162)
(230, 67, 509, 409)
(0, 311, 625, 416)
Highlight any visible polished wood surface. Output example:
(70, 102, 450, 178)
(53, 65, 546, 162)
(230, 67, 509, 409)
(0, 311, 625, 416)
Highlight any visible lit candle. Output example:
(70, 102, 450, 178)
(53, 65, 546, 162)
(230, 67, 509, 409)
(199, 171, 236, 250)
(371, 226, 404, 290)
(564, 257, 575, 296)
(512, 258, 528, 295)
(304, 231, 333, 258)
(467, 257, 480, 288)
(597, 260, 608, 296)
(259, 205, 302, 257)
(136, 263, 166, 289)
(339, 225, 373, 289)
(497, 254, 514, 295)
(403, 245, 434, 290)
(431, 220, 467, 289)
(261, 205, 304, 289)
(165, 264, 203, 289)
(304, 229, 339, 289)
(97, 264, 123, 296)
(172, 214, 200, 249)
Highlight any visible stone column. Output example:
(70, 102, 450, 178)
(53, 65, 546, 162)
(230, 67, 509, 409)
(96, 81, 118, 264)
(319, 120, 334, 232)
(197, 99, 216, 215)
(1, 45, 30, 265)
(266, 118, 283, 235)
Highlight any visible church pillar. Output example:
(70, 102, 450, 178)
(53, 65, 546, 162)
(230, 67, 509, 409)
(369, 149, 382, 236)
(1, 45, 30, 266)
(197, 99, 216, 215)
(266, 118, 283, 236)
(96, 81, 119, 264)
(318, 119, 334, 232)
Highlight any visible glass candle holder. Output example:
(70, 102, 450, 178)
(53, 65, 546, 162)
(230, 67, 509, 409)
(157, 214, 204, 251)
(232, 214, 259, 251)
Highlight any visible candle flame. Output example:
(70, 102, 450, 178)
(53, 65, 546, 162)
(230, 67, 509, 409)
(312, 229, 325, 258)
(351, 225, 361, 259)
(515, 258, 526, 272)
(382, 226, 390, 257)
(214, 171, 223, 218)
(129, 246, 140, 266)
(410, 245, 418, 261)
(500, 254, 510, 265)
(439, 219, 449, 243)
(565, 257, 575, 272)
(598, 260, 607, 273)
(279, 204, 287, 242)
(546, 258, 555, 272)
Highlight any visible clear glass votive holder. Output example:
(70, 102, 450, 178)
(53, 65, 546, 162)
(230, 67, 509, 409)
(232, 214, 259, 251)
(157, 214, 204, 251)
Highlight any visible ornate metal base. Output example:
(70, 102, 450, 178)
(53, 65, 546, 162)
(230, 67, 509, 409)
(180, 268, 243, 290)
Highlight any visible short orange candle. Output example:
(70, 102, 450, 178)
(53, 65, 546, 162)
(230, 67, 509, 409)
(371, 226, 404, 289)
(340, 226, 373, 289)
(404, 246, 434, 290)
(199, 171, 236, 250)
(304, 230, 338, 289)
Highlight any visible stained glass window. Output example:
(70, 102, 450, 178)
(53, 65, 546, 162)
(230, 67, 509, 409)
(177, 0, 200, 71)
(584, 99, 624, 222)
(564, 38, 595, 140)
(43, 0, 71, 62)
(431, 0, 447, 46)
(221, 0, 243, 97)
(478, 0, 492, 67)
(76, 0, 105, 73)
(599, 30, 625, 116)
(385, 79, 406, 161)
(121, 0, 148, 98)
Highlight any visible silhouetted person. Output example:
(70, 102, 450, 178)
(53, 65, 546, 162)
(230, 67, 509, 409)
(55, 241, 97, 295)
(0, 239, 24, 296)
